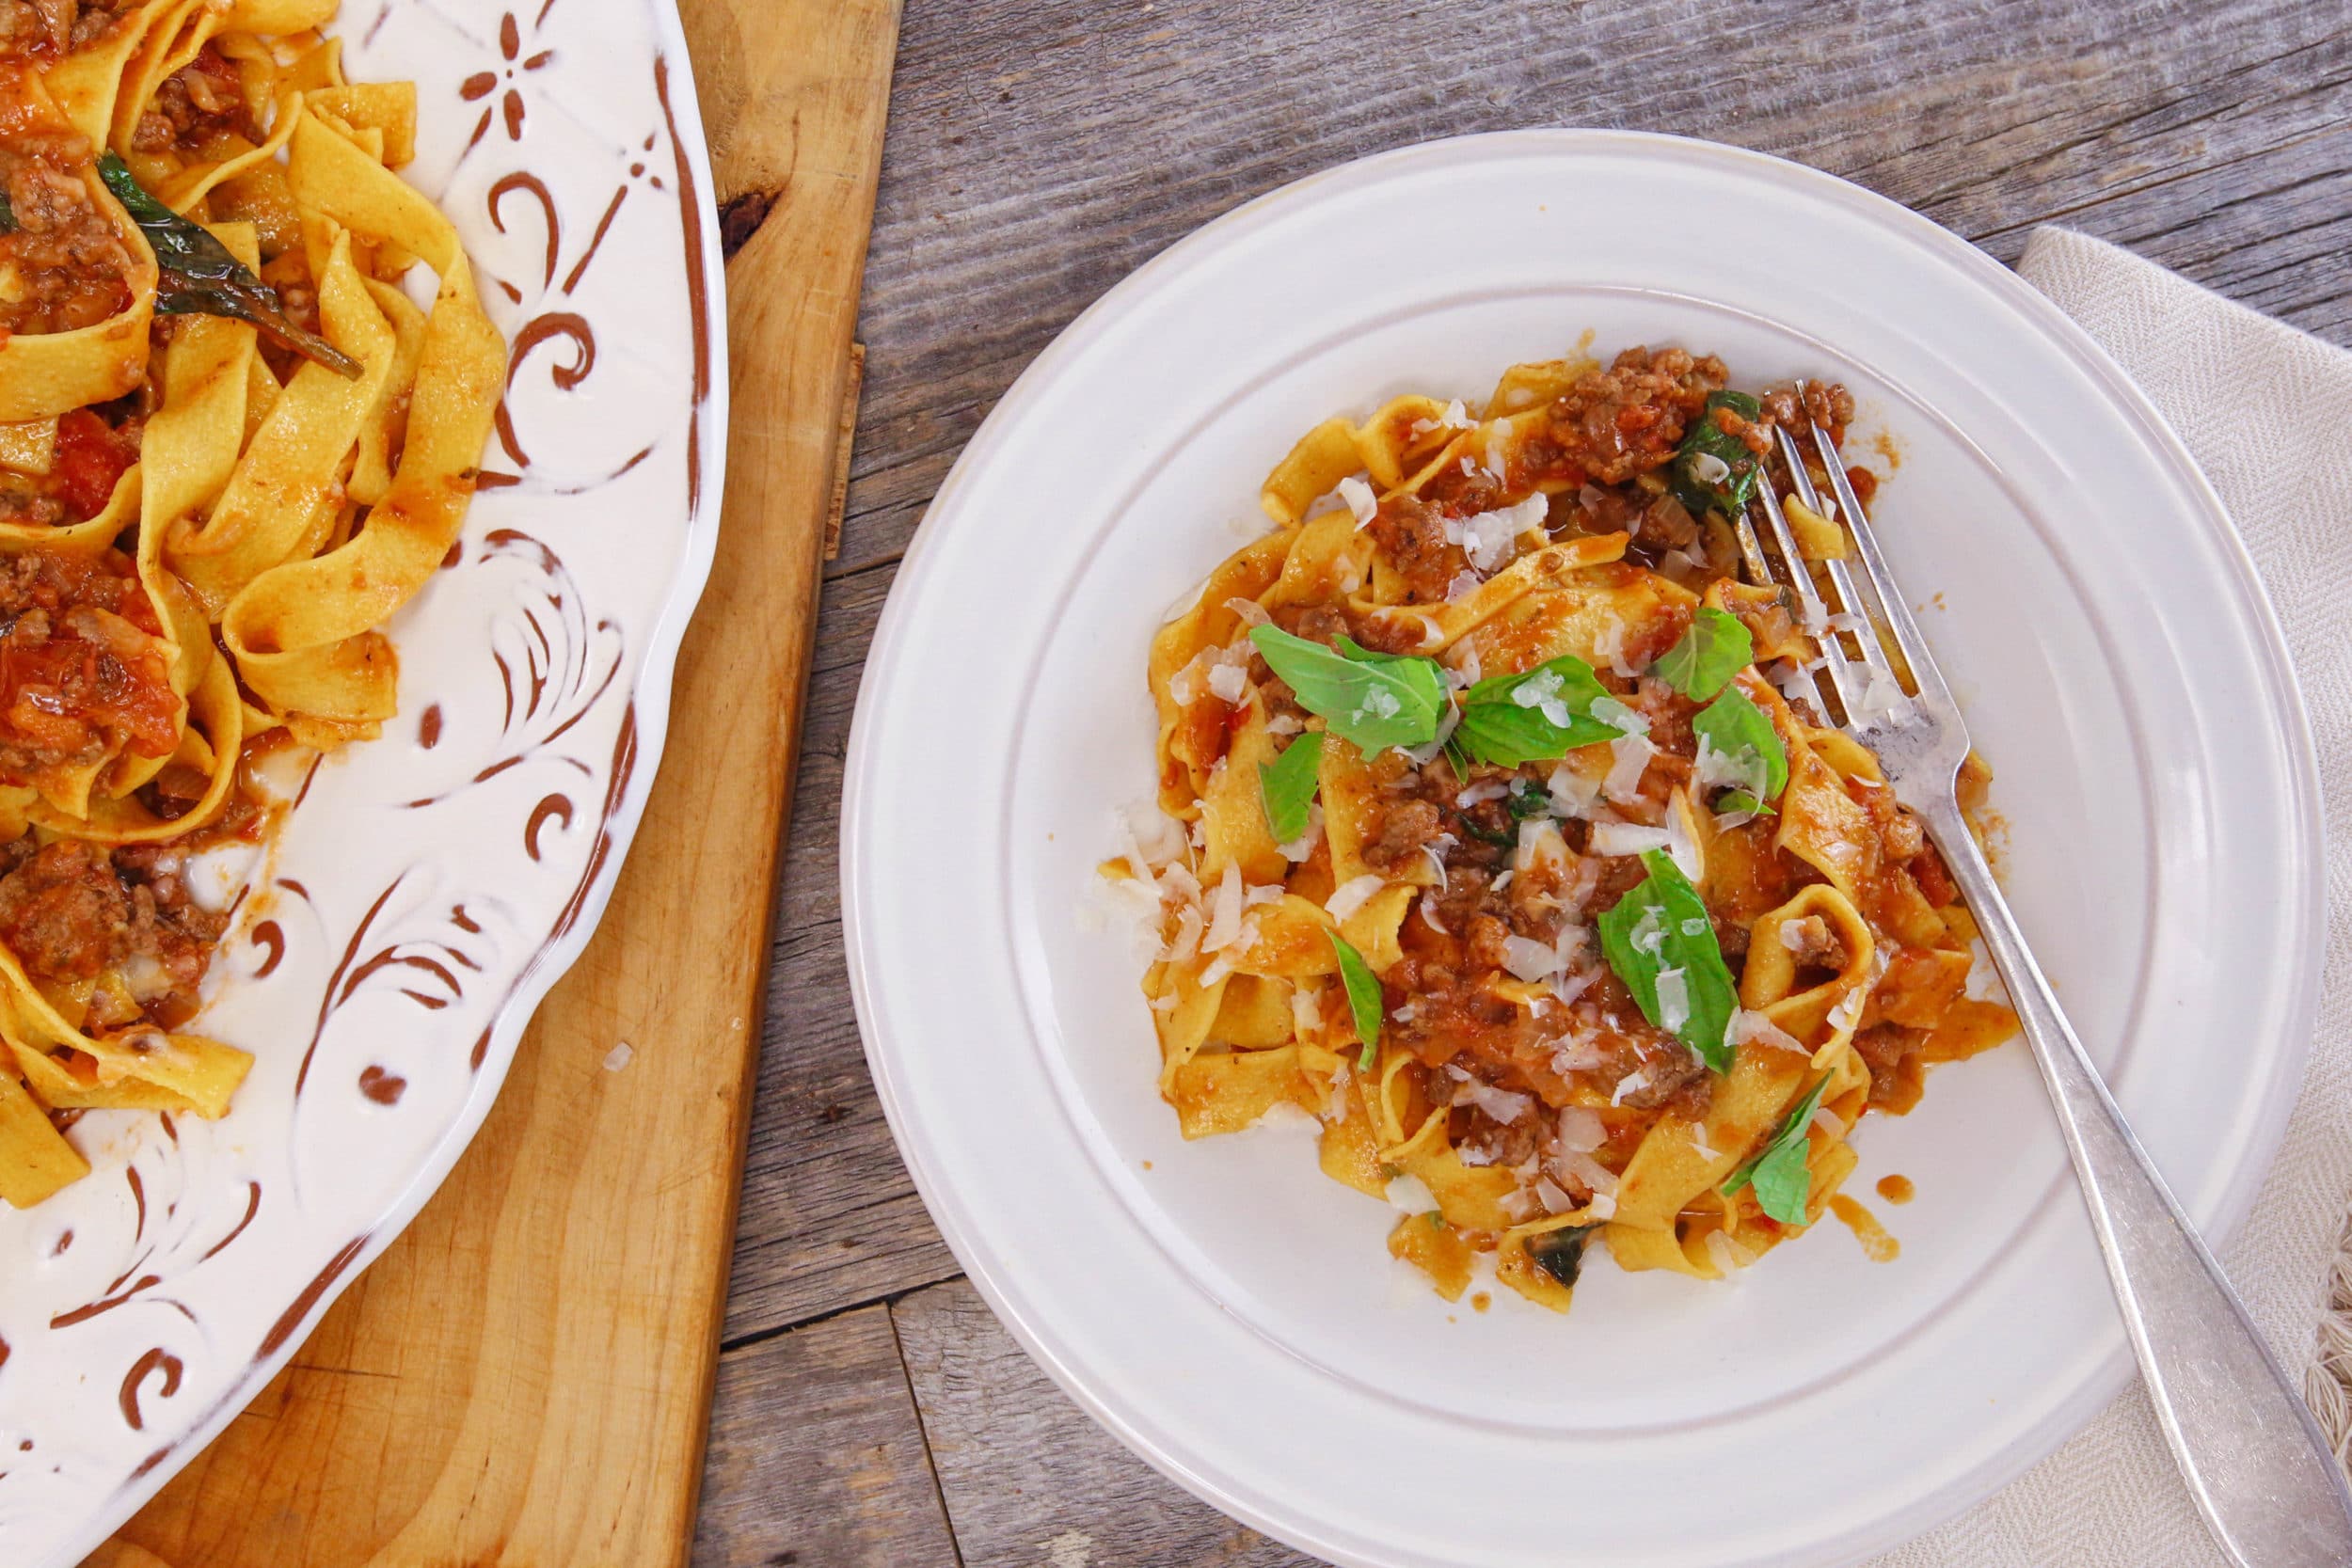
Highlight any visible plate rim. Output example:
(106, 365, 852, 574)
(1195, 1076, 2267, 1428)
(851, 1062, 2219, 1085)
(842, 126, 2326, 1567)
(42, 1, 731, 1558)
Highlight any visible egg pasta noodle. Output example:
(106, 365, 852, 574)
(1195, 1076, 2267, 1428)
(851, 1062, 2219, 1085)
(1115, 346, 2015, 1312)
(0, 0, 504, 1206)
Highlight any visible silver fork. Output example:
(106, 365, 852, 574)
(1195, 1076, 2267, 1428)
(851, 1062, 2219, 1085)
(1736, 386, 2352, 1567)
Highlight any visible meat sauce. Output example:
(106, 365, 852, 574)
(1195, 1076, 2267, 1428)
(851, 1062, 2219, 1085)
(1201, 356, 1941, 1216)
(0, 835, 222, 1028)
(0, 545, 179, 789)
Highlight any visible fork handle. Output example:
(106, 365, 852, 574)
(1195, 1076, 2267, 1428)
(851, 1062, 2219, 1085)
(1923, 806, 2352, 1565)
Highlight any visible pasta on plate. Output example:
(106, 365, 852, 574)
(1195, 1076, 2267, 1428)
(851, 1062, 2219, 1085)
(0, 0, 504, 1206)
(1110, 345, 2015, 1312)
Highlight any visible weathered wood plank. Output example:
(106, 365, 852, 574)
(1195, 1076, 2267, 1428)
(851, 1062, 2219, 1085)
(693, 1306, 961, 1568)
(723, 0, 2352, 1344)
(893, 1279, 1322, 1568)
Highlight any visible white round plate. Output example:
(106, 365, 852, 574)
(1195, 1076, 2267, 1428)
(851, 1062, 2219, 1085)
(2, 3, 724, 1563)
(843, 132, 2321, 1568)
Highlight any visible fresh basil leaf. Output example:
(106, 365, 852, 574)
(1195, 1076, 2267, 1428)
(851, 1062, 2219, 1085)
(1257, 732, 1324, 845)
(1526, 1225, 1595, 1288)
(1692, 684, 1788, 804)
(1722, 1073, 1833, 1224)
(1652, 607, 1754, 701)
(1455, 655, 1622, 765)
(1714, 788, 1774, 819)
(1328, 929, 1385, 1071)
(1441, 734, 1472, 784)
(1248, 626, 1445, 753)
(1672, 390, 1764, 520)
(0, 193, 14, 235)
(1596, 849, 1738, 1072)
(97, 152, 363, 379)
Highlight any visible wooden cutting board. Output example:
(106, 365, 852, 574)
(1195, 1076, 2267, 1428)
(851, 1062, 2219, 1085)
(89, 1, 902, 1563)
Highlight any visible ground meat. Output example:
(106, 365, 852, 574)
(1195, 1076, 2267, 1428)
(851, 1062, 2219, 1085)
(1759, 381, 1857, 446)
(1852, 1022, 1929, 1112)
(1910, 840, 1958, 908)
(1362, 798, 1443, 875)
(130, 42, 257, 153)
(0, 838, 223, 1022)
(0, 547, 178, 784)
(0, 0, 72, 57)
(1462, 913, 1513, 974)
(1611, 1043, 1712, 1114)
(1881, 809, 1925, 863)
(1780, 913, 1849, 972)
(1537, 345, 1728, 487)
(0, 126, 135, 336)
(1365, 494, 1463, 606)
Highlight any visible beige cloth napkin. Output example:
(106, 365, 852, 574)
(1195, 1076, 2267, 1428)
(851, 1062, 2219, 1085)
(1870, 229, 2352, 1567)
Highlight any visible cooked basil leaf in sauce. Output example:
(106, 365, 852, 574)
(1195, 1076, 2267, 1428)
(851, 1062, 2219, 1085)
(1652, 607, 1753, 701)
(1526, 1225, 1596, 1288)
(1672, 389, 1764, 519)
(98, 152, 362, 378)
(1597, 850, 1738, 1073)
(1248, 626, 1446, 753)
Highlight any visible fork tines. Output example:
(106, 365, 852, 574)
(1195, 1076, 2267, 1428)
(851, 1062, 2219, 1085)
(1737, 384, 1955, 736)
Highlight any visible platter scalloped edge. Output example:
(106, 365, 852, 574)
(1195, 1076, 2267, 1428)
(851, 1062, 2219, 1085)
(0, 2, 727, 1562)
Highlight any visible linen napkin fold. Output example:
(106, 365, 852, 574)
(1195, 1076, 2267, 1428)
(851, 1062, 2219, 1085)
(1870, 228, 2352, 1568)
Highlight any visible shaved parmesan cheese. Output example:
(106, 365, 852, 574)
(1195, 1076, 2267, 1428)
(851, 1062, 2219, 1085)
(1277, 801, 1324, 863)
(1515, 819, 1569, 874)
(1419, 895, 1450, 936)
(1588, 821, 1673, 858)
(1502, 934, 1564, 983)
(1655, 967, 1691, 1033)
(1484, 429, 1508, 481)
(1168, 667, 1197, 705)
(1589, 695, 1649, 736)
(1222, 596, 1271, 628)
(1703, 1229, 1752, 1276)
(1603, 734, 1655, 804)
(1812, 1104, 1848, 1141)
(1325, 873, 1386, 922)
(1384, 1172, 1439, 1214)
(1339, 475, 1378, 529)
(1244, 882, 1284, 908)
(1730, 1007, 1806, 1054)
(1535, 1176, 1577, 1213)
(1202, 863, 1245, 953)
(1456, 779, 1510, 807)
(1592, 615, 1639, 677)
(1456, 494, 1548, 573)
(1206, 661, 1248, 705)
(1447, 643, 1483, 687)
(1292, 983, 1324, 1037)
(1550, 1147, 1620, 1197)
(1690, 451, 1731, 485)
(1149, 990, 1180, 1012)
(1266, 711, 1304, 736)
(1851, 666, 1909, 724)
(1587, 1190, 1618, 1221)
(1445, 569, 1484, 601)
(1548, 762, 1602, 819)
(1163, 905, 1204, 963)
(1549, 965, 1600, 1006)
(1454, 1077, 1534, 1124)
(1662, 794, 1704, 880)
(1490, 870, 1515, 894)
(1558, 1106, 1605, 1152)
(1612, 1069, 1650, 1107)
(1827, 982, 1867, 1033)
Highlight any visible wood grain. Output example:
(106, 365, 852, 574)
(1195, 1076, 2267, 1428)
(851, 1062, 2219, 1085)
(718, 0, 2352, 1345)
(701, 0, 2350, 1559)
(693, 1306, 958, 1568)
(894, 1280, 1311, 1568)
(94, 1, 902, 1565)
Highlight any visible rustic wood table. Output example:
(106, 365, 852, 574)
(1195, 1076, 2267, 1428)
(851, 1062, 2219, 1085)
(689, 3, 2352, 1563)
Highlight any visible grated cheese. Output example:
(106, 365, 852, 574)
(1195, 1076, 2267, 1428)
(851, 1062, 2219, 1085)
(1325, 873, 1386, 922)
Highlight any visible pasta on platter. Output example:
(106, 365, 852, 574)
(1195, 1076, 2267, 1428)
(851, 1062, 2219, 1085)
(0, 0, 503, 1206)
(1111, 346, 2013, 1311)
